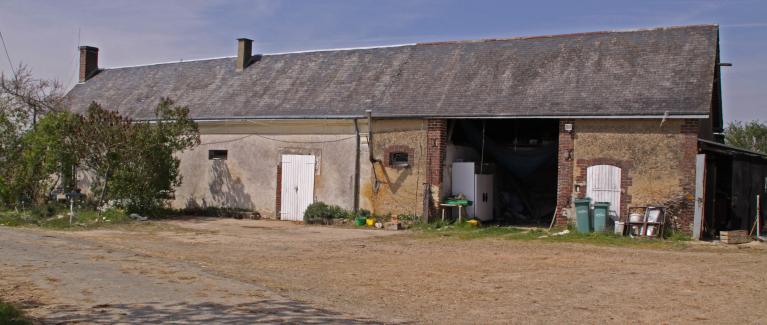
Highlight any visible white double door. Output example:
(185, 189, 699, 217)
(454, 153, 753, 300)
(280, 154, 316, 221)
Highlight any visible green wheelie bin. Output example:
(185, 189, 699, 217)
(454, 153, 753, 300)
(574, 198, 592, 233)
(592, 202, 611, 232)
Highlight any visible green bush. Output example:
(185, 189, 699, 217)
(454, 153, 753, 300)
(29, 202, 67, 219)
(0, 300, 32, 325)
(303, 202, 351, 224)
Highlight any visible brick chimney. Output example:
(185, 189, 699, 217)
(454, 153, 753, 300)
(79, 46, 99, 82)
(236, 38, 253, 71)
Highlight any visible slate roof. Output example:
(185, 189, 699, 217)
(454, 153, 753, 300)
(66, 25, 719, 120)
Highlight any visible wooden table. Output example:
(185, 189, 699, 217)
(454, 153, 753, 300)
(440, 203, 468, 223)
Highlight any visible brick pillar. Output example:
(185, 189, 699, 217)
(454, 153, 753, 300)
(426, 119, 447, 221)
(275, 163, 282, 219)
(678, 119, 700, 234)
(555, 119, 575, 227)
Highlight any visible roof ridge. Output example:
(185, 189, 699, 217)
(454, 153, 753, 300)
(416, 24, 718, 46)
(96, 24, 717, 71)
(106, 56, 235, 71)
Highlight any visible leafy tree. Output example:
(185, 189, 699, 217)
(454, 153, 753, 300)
(75, 102, 135, 207)
(0, 65, 199, 213)
(724, 120, 767, 154)
(106, 98, 200, 213)
(11, 112, 80, 204)
(0, 65, 66, 206)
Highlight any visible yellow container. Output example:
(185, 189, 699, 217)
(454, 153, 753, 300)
(366, 218, 375, 226)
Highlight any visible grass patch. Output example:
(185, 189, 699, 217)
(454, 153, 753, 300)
(413, 222, 689, 249)
(0, 206, 132, 230)
(0, 300, 32, 325)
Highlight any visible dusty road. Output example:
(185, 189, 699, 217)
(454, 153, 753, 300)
(2, 218, 766, 324)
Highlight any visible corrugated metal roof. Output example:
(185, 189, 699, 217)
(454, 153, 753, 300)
(65, 25, 718, 120)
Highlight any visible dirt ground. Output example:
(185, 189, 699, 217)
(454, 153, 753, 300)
(1, 218, 766, 324)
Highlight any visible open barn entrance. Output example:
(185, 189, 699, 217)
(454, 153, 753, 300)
(698, 140, 767, 240)
(446, 119, 559, 226)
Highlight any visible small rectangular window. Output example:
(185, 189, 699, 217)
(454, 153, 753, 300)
(208, 150, 228, 160)
(390, 152, 409, 167)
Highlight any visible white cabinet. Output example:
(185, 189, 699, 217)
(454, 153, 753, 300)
(452, 162, 494, 221)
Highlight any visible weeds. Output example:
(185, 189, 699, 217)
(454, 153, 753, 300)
(0, 300, 32, 325)
(0, 206, 130, 230)
(414, 221, 690, 249)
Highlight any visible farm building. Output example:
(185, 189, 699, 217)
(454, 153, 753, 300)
(66, 24, 764, 236)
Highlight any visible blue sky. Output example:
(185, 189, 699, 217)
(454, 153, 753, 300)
(0, 0, 764, 122)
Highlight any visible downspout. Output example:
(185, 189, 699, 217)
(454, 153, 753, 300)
(353, 119, 361, 213)
(367, 110, 376, 163)
(366, 110, 382, 194)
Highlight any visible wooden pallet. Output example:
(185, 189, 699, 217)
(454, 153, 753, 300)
(720, 230, 751, 244)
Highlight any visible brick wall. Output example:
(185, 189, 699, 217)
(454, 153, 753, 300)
(555, 120, 575, 226)
(426, 120, 447, 219)
(677, 119, 700, 233)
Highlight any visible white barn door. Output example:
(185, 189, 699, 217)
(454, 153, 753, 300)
(280, 155, 316, 221)
(586, 165, 622, 219)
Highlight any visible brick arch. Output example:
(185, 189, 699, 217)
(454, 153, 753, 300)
(575, 158, 634, 221)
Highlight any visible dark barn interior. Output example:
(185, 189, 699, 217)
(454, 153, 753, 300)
(449, 119, 559, 225)
(700, 140, 767, 240)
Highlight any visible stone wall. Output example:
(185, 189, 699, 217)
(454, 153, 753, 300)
(363, 119, 430, 217)
(560, 119, 699, 232)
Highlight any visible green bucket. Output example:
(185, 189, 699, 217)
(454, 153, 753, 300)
(354, 216, 367, 226)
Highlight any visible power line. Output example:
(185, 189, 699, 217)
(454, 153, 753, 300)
(199, 133, 356, 146)
(252, 133, 355, 144)
(0, 28, 15, 76)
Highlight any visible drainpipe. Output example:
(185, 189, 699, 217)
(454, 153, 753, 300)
(353, 119, 361, 213)
(366, 110, 382, 194)
(366, 110, 377, 163)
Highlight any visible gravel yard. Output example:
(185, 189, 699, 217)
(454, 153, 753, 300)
(1, 218, 766, 324)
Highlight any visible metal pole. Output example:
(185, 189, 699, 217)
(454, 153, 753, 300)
(480, 121, 486, 174)
(757, 195, 761, 241)
(353, 119, 361, 213)
(69, 198, 74, 225)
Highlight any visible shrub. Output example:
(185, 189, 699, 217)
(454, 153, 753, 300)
(0, 300, 32, 325)
(29, 202, 67, 219)
(303, 202, 351, 224)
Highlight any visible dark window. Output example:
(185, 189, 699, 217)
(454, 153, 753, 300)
(389, 152, 409, 167)
(208, 150, 228, 160)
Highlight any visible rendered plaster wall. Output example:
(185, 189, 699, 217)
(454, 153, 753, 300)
(173, 120, 359, 218)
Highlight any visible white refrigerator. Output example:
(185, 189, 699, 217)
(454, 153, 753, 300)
(452, 162, 494, 221)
